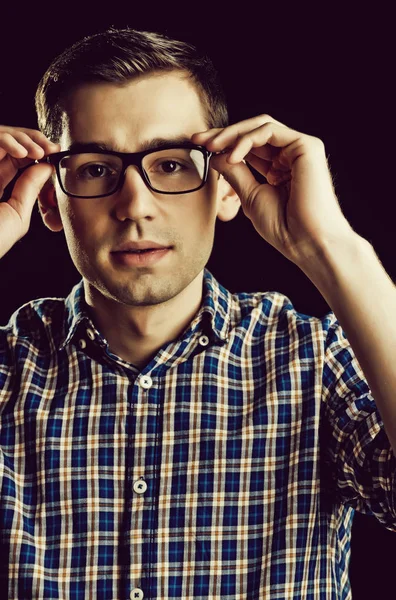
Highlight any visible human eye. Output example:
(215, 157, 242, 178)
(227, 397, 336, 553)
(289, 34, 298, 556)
(76, 161, 117, 180)
(154, 159, 187, 175)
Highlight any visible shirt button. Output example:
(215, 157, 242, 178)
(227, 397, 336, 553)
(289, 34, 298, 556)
(78, 339, 87, 349)
(139, 375, 153, 389)
(133, 478, 148, 494)
(86, 328, 95, 341)
(198, 335, 209, 347)
(130, 588, 144, 599)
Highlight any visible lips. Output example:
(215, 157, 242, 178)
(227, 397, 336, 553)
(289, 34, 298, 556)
(112, 241, 171, 253)
(111, 244, 172, 267)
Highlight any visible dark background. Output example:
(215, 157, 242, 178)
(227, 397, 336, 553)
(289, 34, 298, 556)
(0, 6, 394, 598)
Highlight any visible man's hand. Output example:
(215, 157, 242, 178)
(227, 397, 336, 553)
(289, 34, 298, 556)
(0, 125, 60, 259)
(192, 114, 355, 266)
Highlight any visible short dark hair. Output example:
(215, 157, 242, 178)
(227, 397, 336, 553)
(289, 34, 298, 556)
(35, 27, 229, 143)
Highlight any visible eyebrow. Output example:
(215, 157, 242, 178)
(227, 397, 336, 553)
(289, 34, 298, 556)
(67, 136, 195, 154)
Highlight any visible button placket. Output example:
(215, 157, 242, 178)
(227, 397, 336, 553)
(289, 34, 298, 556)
(131, 373, 155, 593)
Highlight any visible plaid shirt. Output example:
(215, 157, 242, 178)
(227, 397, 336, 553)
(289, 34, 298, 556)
(0, 268, 395, 600)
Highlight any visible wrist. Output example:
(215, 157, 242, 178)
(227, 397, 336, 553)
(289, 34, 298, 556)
(296, 232, 372, 302)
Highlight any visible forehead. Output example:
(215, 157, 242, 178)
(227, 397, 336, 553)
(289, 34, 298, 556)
(60, 72, 209, 152)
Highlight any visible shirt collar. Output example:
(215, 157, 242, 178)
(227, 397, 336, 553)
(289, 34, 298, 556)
(59, 268, 232, 351)
(59, 279, 95, 351)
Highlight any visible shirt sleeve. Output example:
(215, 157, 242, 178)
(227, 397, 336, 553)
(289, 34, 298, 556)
(320, 314, 396, 532)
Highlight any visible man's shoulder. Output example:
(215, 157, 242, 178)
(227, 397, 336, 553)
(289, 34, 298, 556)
(230, 287, 336, 332)
(0, 295, 68, 348)
(204, 270, 338, 346)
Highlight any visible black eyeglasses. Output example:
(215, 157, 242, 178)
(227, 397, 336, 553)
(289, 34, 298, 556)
(32, 142, 224, 198)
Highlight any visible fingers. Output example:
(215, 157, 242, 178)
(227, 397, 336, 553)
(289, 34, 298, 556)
(7, 162, 54, 232)
(0, 126, 60, 199)
(192, 114, 287, 147)
(193, 113, 287, 137)
(2, 131, 44, 160)
(0, 125, 60, 161)
(192, 116, 296, 174)
(207, 121, 299, 161)
(192, 115, 321, 180)
(0, 161, 55, 258)
(194, 114, 305, 191)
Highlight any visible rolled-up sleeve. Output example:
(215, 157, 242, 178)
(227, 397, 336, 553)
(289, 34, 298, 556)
(320, 317, 396, 532)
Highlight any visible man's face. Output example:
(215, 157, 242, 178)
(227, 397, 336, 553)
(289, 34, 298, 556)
(51, 72, 234, 307)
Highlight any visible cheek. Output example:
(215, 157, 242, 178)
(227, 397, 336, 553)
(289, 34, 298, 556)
(183, 189, 218, 235)
(58, 200, 100, 256)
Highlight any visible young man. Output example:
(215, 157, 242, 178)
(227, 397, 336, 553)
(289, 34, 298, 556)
(0, 27, 395, 600)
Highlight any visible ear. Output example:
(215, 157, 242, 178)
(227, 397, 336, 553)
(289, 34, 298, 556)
(216, 174, 241, 222)
(38, 179, 64, 232)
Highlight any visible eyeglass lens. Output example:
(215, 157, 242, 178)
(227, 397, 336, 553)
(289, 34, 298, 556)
(58, 148, 206, 196)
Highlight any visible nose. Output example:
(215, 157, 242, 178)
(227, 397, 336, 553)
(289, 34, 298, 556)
(112, 165, 158, 222)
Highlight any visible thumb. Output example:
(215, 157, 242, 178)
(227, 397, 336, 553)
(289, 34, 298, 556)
(210, 153, 261, 215)
(8, 162, 55, 226)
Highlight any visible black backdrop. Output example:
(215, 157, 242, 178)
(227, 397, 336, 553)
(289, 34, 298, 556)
(0, 6, 394, 598)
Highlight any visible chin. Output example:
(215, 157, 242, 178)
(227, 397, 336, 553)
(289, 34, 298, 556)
(87, 272, 180, 308)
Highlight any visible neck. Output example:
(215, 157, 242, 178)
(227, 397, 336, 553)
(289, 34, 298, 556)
(83, 271, 204, 369)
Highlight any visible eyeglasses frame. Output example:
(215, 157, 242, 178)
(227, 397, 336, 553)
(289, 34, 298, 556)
(38, 142, 222, 198)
